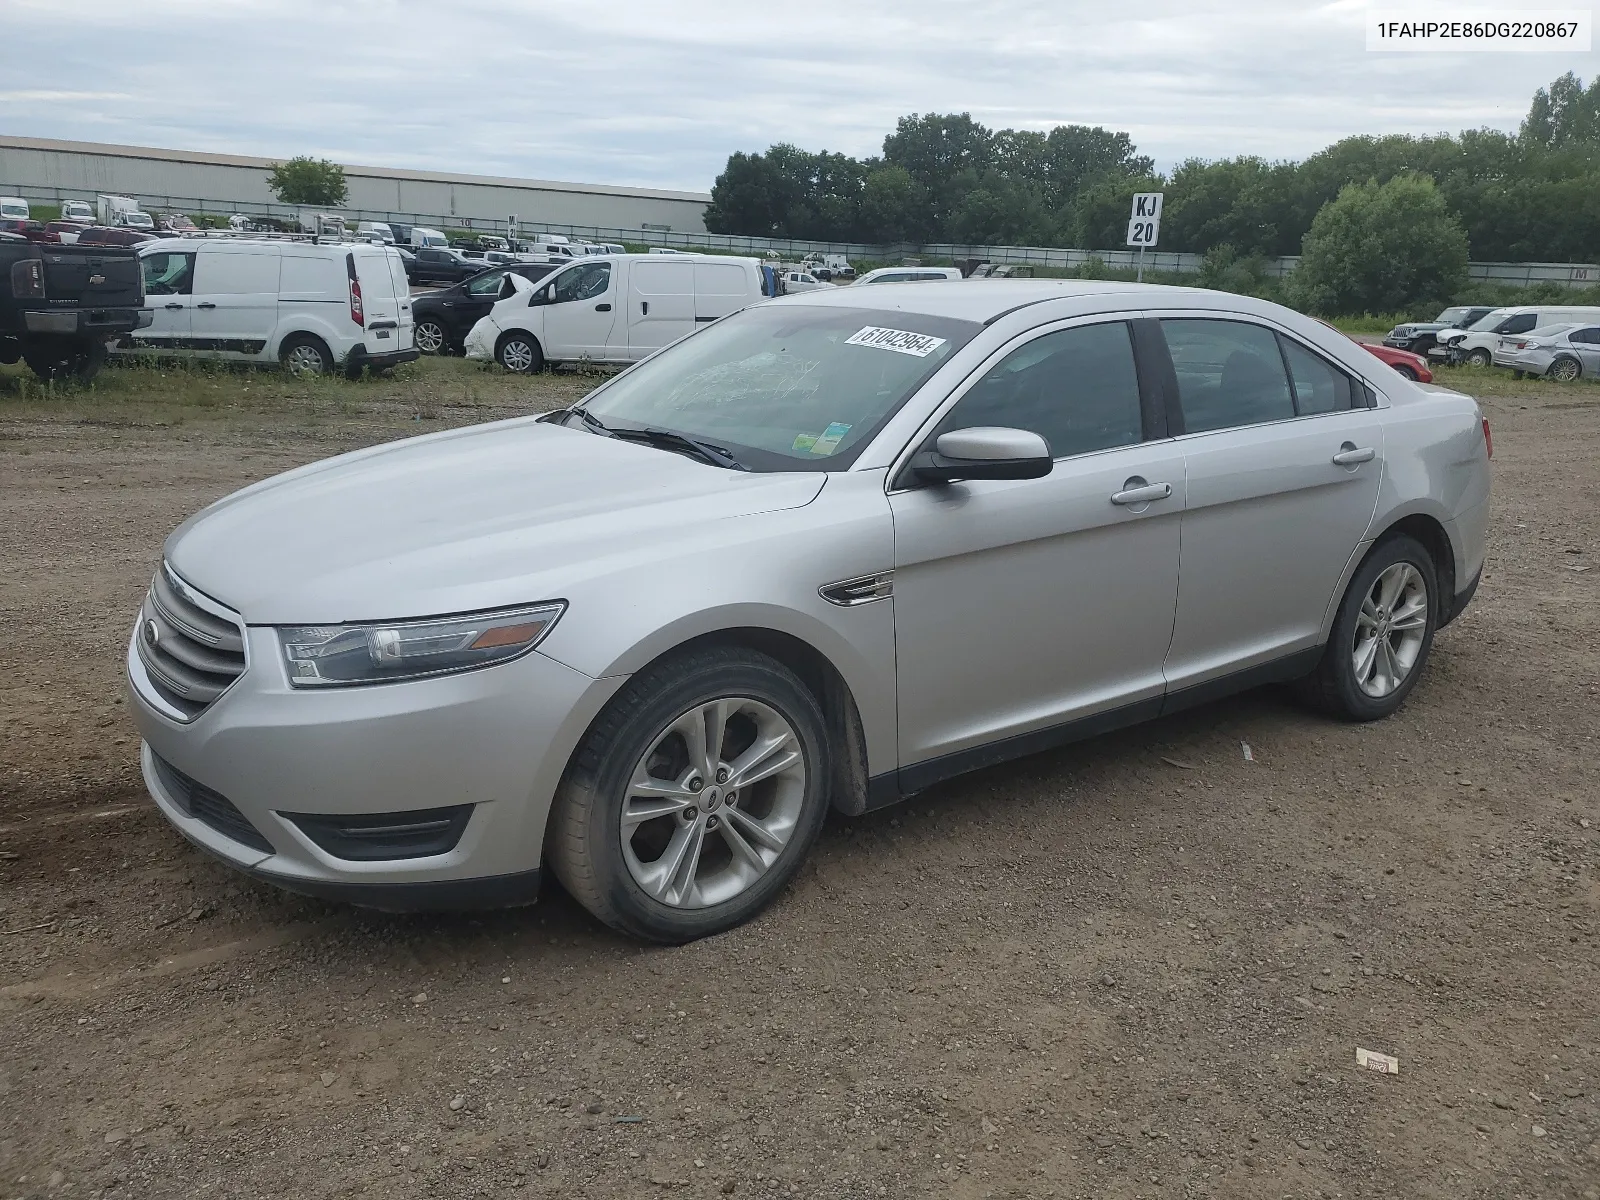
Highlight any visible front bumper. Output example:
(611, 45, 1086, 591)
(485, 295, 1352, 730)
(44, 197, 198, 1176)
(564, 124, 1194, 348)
(128, 622, 626, 907)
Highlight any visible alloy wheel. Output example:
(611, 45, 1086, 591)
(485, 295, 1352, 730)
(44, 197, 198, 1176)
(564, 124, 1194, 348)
(620, 697, 806, 909)
(1550, 357, 1581, 382)
(415, 321, 446, 354)
(1351, 562, 1428, 699)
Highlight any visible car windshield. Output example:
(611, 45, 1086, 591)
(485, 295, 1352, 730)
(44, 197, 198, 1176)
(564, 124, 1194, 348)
(1466, 310, 1511, 332)
(576, 304, 981, 471)
(1434, 307, 1472, 324)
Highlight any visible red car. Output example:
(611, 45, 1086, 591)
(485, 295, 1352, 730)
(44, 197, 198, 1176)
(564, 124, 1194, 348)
(0, 217, 46, 241)
(1360, 342, 1433, 382)
(73, 225, 157, 247)
(1317, 320, 1433, 382)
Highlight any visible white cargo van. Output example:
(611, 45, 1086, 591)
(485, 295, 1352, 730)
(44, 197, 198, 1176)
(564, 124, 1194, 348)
(117, 238, 418, 377)
(1, 197, 30, 220)
(462, 253, 767, 371)
(357, 221, 395, 244)
(409, 226, 448, 249)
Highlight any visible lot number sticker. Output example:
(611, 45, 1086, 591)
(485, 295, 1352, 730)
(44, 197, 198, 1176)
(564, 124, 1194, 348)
(845, 326, 948, 357)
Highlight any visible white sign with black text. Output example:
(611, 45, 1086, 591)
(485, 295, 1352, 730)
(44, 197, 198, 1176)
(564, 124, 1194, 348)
(1126, 192, 1164, 248)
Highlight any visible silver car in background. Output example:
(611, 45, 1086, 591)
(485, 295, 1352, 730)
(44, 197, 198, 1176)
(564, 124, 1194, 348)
(127, 281, 1492, 943)
(1494, 322, 1600, 381)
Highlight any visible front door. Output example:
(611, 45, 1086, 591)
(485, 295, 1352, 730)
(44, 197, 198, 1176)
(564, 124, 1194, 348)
(540, 260, 616, 361)
(1154, 316, 1384, 690)
(188, 249, 280, 359)
(889, 318, 1184, 777)
(628, 259, 696, 359)
(129, 249, 195, 354)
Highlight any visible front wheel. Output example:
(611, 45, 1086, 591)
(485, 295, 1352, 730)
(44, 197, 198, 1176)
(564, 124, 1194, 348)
(1549, 356, 1582, 382)
(1297, 535, 1437, 721)
(496, 331, 542, 373)
(546, 646, 830, 943)
(1466, 348, 1491, 368)
(1391, 363, 1418, 381)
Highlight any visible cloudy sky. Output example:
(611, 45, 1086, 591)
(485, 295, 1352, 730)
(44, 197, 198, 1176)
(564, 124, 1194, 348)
(1, 0, 1595, 192)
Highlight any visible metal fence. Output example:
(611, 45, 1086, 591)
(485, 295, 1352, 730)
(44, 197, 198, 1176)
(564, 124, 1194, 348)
(9, 182, 1599, 288)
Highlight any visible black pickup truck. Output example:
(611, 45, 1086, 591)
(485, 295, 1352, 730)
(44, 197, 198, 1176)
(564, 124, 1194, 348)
(0, 231, 150, 382)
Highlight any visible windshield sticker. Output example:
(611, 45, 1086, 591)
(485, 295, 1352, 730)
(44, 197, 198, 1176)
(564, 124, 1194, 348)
(792, 433, 818, 453)
(812, 421, 852, 454)
(844, 326, 948, 358)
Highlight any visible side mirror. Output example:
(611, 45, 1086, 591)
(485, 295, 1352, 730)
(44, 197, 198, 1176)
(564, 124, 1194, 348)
(909, 427, 1053, 485)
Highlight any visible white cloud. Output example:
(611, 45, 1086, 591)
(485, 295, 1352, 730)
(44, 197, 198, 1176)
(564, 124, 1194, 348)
(0, 0, 1590, 189)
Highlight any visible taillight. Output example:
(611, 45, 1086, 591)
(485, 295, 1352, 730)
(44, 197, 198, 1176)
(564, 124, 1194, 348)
(10, 257, 44, 299)
(349, 278, 364, 327)
(1482, 417, 1493, 460)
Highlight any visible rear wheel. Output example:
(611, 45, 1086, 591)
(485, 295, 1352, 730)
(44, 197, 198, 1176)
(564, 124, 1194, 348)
(1466, 348, 1491, 368)
(546, 646, 830, 943)
(1549, 356, 1582, 382)
(1297, 535, 1437, 722)
(496, 331, 542, 374)
(279, 334, 332, 378)
(22, 336, 106, 383)
(414, 319, 448, 355)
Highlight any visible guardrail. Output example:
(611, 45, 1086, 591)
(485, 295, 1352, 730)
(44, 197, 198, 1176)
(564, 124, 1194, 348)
(7, 183, 1598, 287)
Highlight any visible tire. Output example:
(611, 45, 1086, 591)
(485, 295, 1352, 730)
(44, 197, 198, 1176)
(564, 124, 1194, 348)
(279, 334, 332, 378)
(546, 645, 831, 943)
(22, 337, 106, 383)
(1549, 356, 1582, 383)
(1512, 370, 1526, 380)
(1466, 348, 1491, 368)
(414, 319, 449, 355)
(1296, 534, 1438, 722)
(496, 330, 542, 374)
(1391, 363, 1418, 381)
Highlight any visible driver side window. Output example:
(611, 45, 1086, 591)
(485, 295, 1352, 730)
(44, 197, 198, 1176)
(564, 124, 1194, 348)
(935, 321, 1144, 459)
(552, 262, 611, 303)
(142, 252, 195, 296)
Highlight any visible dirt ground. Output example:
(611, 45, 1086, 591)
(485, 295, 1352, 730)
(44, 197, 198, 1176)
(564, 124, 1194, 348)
(0, 358, 1596, 1200)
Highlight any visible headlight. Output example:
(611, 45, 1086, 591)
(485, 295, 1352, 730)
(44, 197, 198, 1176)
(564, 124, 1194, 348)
(278, 603, 564, 687)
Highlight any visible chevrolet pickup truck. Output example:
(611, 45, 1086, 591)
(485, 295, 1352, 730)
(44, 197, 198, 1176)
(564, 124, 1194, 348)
(0, 231, 150, 381)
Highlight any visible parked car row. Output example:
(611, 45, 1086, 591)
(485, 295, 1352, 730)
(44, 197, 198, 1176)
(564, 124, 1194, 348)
(1394, 304, 1600, 380)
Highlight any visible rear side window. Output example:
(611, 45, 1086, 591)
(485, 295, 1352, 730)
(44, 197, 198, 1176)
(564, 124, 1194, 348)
(1161, 319, 1295, 433)
(1569, 327, 1600, 344)
(936, 321, 1144, 459)
(466, 269, 508, 297)
(1278, 337, 1353, 415)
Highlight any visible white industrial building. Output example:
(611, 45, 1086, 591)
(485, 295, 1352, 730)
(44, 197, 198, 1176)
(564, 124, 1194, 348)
(0, 134, 711, 234)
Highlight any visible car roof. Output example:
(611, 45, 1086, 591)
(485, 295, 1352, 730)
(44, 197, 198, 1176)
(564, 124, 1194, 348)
(766, 278, 1205, 323)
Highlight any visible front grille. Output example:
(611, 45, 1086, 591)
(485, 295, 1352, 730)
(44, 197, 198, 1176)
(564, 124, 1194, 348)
(150, 753, 274, 855)
(136, 564, 246, 721)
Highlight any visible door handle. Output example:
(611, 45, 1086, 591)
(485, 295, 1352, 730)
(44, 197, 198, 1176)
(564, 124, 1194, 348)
(163, 302, 184, 310)
(641, 301, 649, 315)
(1331, 444, 1375, 466)
(595, 302, 611, 311)
(1110, 481, 1172, 506)
(195, 302, 217, 310)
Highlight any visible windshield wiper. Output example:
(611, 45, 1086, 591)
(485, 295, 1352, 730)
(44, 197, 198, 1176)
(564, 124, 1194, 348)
(558, 406, 745, 470)
(608, 427, 747, 471)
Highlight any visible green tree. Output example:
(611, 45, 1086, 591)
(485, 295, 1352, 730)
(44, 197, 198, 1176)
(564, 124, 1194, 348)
(1522, 72, 1600, 149)
(266, 157, 348, 207)
(1291, 175, 1468, 316)
(858, 165, 924, 243)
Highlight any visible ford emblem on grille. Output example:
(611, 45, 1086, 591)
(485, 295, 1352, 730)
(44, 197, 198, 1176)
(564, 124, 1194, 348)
(143, 618, 160, 647)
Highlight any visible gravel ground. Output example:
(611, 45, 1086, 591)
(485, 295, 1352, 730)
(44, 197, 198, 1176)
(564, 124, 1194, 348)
(0, 360, 1597, 1200)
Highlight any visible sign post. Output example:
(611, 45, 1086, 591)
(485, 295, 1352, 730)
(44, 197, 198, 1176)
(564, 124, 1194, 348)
(508, 213, 518, 243)
(1126, 192, 1164, 282)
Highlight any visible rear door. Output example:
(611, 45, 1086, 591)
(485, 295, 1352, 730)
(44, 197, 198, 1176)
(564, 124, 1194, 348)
(188, 247, 281, 359)
(694, 261, 753, 323)
(1567, 326, 1600, 376)
(351, 246, 408, 355)
(1154, 316, 1384, 691)
(627, 258, 696, 358)
(385, 249, 414, 348)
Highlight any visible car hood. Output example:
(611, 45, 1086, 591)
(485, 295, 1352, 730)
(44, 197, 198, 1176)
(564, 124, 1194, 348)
(166, 418, 826, 624)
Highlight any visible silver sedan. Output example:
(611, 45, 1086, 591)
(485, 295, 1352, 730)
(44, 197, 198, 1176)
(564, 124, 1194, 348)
(1494, 322, 1600, 381)
(127, 281, 1492, 942)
